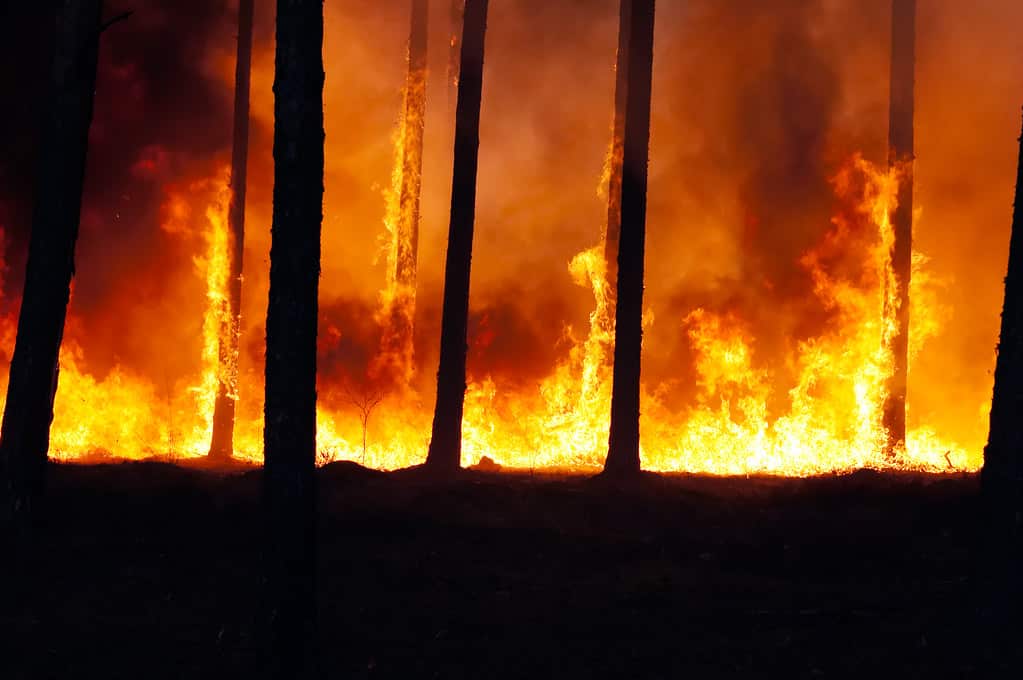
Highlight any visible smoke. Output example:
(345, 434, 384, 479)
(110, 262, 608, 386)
(1, 0, 1022, 455)
(0, 0, 253, 384)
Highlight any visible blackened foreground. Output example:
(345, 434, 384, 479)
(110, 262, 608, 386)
(1, 463, 1018, 678)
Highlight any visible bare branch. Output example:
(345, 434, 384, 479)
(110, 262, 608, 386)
(100, 10, 134, 34)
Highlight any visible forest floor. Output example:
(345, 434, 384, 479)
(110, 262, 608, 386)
(1, 461, 1019, 678)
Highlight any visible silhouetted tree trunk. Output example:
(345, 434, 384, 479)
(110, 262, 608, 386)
(426, 0, 489, 474)
(604, 0, 655, 478)
(262, 0, 323, 674)
(979, 109, 1023, 672)
(603, 0, 631, 299)
(882, 0, 915, 456)
(209, 0, 255, 460)
(0, 0, 102, 525)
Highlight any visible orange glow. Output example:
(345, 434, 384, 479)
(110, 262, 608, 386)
(0, 155, 979, 474)
(1, 1, 1016, 476)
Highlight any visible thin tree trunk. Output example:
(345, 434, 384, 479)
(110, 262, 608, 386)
(375, 0, 429, 385)
(882, 0, 915, 456)
(395, 0, 428, 294)
(603, 0, 631, 300)
(604, 0, 655, 478)
(262, 0, 323, 673)
(0, 0, 102, 525)
(209, 0, 255, 460)
(425, 0, 489, 474)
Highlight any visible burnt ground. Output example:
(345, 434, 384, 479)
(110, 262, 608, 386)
(1, 462, 1020, 678)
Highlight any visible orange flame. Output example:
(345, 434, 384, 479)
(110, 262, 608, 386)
(0, 153, 983, 475)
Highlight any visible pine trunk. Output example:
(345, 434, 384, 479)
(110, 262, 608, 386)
(979, 110, 1023, 665)
(603, 0, 631, 299)
(262, 0, 323, 673)
(426, 0, 489, 474)
(0, 0, 102, 524)
(395, 0, 428, 294)
(376, 0, 429, 385)
(209, 0, 255, 460)
(882, 0, 915, 456)
(604, 0, 655, 478)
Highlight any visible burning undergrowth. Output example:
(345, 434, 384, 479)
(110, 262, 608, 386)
(0, 0, 1020, 473)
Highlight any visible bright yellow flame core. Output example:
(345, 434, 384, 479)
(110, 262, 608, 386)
(0, 155, 984, 475)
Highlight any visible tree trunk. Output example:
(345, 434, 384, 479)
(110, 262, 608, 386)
(209, 0, 255, 461)
(262, 0, 323, 674)
(882, 0, 915, 456)
(0, 0, 102, 525)
(604, 0, 655, 478)
(425, 0, 489, 474)
(979, 109, 1023, 669)
(603, 0, 631, 300)
(395, 0, 428, 295)
(375, 0, 429, 386)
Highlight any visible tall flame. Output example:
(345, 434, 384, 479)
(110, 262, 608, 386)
(0, 157, 983, 474)
(372, 2, 429, 391)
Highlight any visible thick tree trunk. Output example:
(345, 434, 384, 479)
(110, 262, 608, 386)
(603, 0, 631, 300)
(604, 0, 655, 478)
(262, 0, 323, 674)
(209, 0, 255, 461)
(425, 0, 489, 474)
(882, 0, 915, 456)
(979, 109, 1023, 669)
(0, 0, 102, 524)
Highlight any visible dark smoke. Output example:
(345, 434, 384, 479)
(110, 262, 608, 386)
(0, 0, 268, 383)
(643, 0, 889, 410)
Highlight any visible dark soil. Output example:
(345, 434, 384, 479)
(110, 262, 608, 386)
(1, 462, 1019, 678)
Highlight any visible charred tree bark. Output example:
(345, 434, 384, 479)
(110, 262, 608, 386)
(603, 0, 631, 300)
(979, 109, 1023, 668)
(262, 0, 323, 674)
(209, 0, 255, 461)
(882, 0, 915, 456)
(604, 0, 655, 478)
(425, 0, 489, 474)
(0, 0, 102, 525)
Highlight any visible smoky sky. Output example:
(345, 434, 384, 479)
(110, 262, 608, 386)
(1, 0, 1021, 447)
(0, 0, 265, 376)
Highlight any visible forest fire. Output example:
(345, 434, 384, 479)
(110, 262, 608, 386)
(0, 153, 980, 474)
(10, 2, 1023, 677)
(1, 0, 1017, 477)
